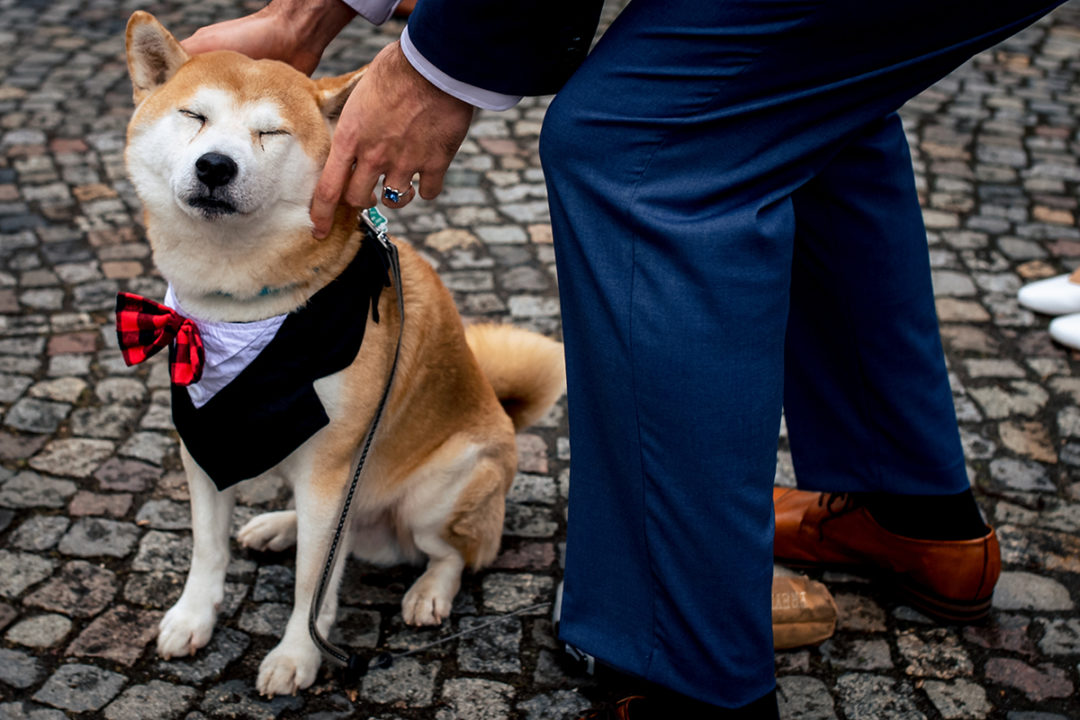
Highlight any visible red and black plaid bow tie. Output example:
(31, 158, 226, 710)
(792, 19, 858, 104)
(115, 292, 205, 386)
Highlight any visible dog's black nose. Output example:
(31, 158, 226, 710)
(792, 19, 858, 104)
(195, 152, 238, 189)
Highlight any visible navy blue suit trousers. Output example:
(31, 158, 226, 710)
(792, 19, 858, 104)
(535, 0, 1066, 707)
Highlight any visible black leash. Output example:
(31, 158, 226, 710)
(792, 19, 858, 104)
(307, 208, 404, 684)
(308, 210, 554, 695)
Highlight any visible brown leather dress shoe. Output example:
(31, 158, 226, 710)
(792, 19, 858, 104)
(774, 488, 1000, 622)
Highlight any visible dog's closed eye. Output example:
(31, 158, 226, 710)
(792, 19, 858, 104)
(179, 109, 207, 126)
(257, 128, 290, 150)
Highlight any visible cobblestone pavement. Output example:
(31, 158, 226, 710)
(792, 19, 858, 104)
(1, 0, 1080, 718)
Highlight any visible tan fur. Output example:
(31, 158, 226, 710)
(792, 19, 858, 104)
(465, 323, 567, 431)
(126, 12, 565, 697)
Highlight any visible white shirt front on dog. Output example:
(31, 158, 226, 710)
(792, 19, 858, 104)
(165, 285, 287, 408)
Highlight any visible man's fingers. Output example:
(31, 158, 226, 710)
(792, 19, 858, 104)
(311, 146, 357, 238)
(180, 24, 225, 55)
(417, 169, 445, 201)
(179, 15, 264, 58)
(380, 178, 416, 208)
(343, 169, 379, 211)
(179, 34, 209, 55)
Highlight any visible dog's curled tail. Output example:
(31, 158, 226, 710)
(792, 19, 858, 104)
(465, 323, 566, 431)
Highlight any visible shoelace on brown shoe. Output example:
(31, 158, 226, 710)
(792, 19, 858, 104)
(816, 492, 861, 541)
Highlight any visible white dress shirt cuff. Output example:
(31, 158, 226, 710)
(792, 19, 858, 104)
(339, 0, 402, 26)
(399, 25, 521, 111)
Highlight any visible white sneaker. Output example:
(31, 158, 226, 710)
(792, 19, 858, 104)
(1017, 273, 1080, 316)
(1049, 313, 1080, 350)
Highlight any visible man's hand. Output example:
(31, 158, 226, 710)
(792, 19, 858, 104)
(181, 2, 474, 236)
(311, 41, 475, 237)
(181, 0, 356, 75)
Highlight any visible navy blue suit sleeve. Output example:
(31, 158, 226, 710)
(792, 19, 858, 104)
(406, 0, 605, 96)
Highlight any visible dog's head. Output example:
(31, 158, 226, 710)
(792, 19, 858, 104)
(123, 12, 366, 320)
(125, 11, 360, 226)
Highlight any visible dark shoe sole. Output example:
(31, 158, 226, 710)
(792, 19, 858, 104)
(775, 557, 992, 624)
(895, 577, 992, 623)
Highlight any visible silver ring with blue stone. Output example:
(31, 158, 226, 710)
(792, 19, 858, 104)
(382, 184, 415, 205)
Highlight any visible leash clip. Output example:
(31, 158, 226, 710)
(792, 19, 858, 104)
(361, 207, 392, 251)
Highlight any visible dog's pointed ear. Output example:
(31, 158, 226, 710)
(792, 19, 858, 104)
(314, 67, 366, 119)
(126, 11, 189, 105)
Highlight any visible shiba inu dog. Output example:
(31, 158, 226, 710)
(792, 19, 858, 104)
(122, 11, 565, 697)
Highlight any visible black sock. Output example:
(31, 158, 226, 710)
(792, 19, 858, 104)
(862, 489, 989, 541)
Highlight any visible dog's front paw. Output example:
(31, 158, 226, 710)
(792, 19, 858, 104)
(402, 577, 454, 626)
(238, 510, 297, 552)
(157, 600, 217, 659)
(257, 641, 322, 697)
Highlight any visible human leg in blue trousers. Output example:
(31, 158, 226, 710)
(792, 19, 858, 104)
(540, 0, 1066, 709)
(784, 112, 966, 493)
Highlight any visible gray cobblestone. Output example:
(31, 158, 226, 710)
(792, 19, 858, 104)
(156, 627, 250, 684)
(135, 499, 191, 530)
(0, 550, 55, 598)
(0, 648, 45, 689)
(896, 629, 974, 679)
(236, 602, 290, 637)
(29, 437, 114, 477)
(922, 679, 994, 719)
(457, 616, 523, 673)
(32, 663, 126, 713)
(1036, 617, 1080, 655)
(132, 530, 191, 573)
(57, 517, 139, 557)
(200, 679, 303, 718)
(835, 674, 926, 720)
(4, 397, 69, 433)
(361, 657, 439, 706)
(27, 376, 87, 403)
(993, 571, 1075, 611)
(482, 573, 553, 613)
(0, 703, 66, 720)
(118, 431, 176, 465)
(10, 515, 69, 550)
(103, 680, 197, 720)
(69, 403, 139, 438)
(821, 637, 894, 671)
(517, 690, 592, 720)
(436, 678, 514, 720)
(5, 614, 72, 649)
(777, 676, 838, 720)
(23, 560, 116, 617)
